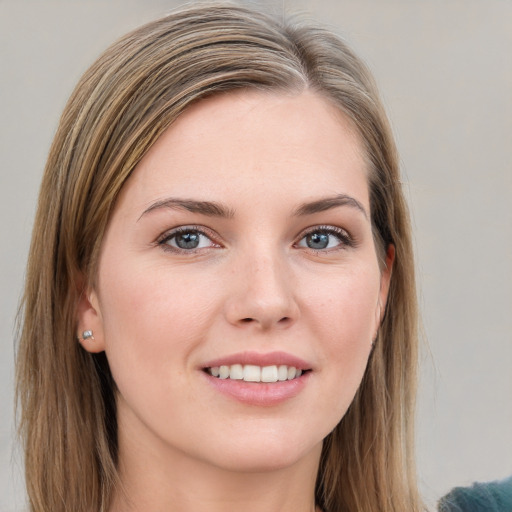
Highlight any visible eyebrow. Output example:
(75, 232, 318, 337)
(138, 193, 367, 221)
(139, 198, 235, 220)
(293, 194, 368, 219)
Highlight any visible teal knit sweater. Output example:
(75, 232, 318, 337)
(438, 476, 512, 512)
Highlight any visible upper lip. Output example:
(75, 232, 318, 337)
(201, 351, 312, 370)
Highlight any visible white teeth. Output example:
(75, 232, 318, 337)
(207, 364, 306, 382)
(219, 365, 229, 379)
(243, 364, 261, 382)
(230, 364, 243, 380)
(261, 365, 278, 382)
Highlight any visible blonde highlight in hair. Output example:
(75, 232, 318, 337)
(17, 3, 423, 511)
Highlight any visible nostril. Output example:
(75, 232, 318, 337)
(235, 315, 295, 328)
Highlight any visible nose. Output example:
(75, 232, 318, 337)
(223, 252, 299, 330)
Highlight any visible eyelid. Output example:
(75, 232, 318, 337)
(155, 224, 354, 254)
(156, 225, 222, 252)
(295, 224, 355, 250)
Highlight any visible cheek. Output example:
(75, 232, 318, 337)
(100, 258, 218, 340)
(302, 265, 381, 405)
(306, 264, 380, 342)
(96, 266, 223, 446)
(96, 260, 221, 396)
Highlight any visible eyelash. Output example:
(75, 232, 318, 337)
(295, 225, 355, 252)
(156, 225, 354, 254)
(157, 225, 220, 254)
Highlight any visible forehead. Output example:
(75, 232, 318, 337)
(119, 90, 369, 213)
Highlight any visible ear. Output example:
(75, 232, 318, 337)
(76, 275, 106, 353)
(374, 244, 395, 335)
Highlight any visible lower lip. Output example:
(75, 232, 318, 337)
(202, 372, 311, 407)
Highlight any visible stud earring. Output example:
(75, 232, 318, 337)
(77, 330, 94, 342)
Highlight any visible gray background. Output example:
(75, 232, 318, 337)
(1, 1, 511, 510)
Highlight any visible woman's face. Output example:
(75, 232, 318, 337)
(80, 90, 392, 472)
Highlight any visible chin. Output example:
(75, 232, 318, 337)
(210, 441, 322, 474)
(193, 423, 325, 474)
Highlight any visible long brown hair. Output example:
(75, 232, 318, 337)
(16, 3, 423, 511)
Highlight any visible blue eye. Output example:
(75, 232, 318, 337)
(297, 227, 351, 250)
(160, 228, 217, 252)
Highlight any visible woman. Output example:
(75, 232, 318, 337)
(16, 3, 423, 511)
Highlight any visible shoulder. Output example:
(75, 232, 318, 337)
(438, 476, 512, 512)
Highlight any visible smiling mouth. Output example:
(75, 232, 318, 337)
(204, 364, 310, 383)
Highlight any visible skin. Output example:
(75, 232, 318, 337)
(78, 90, 393, 512)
